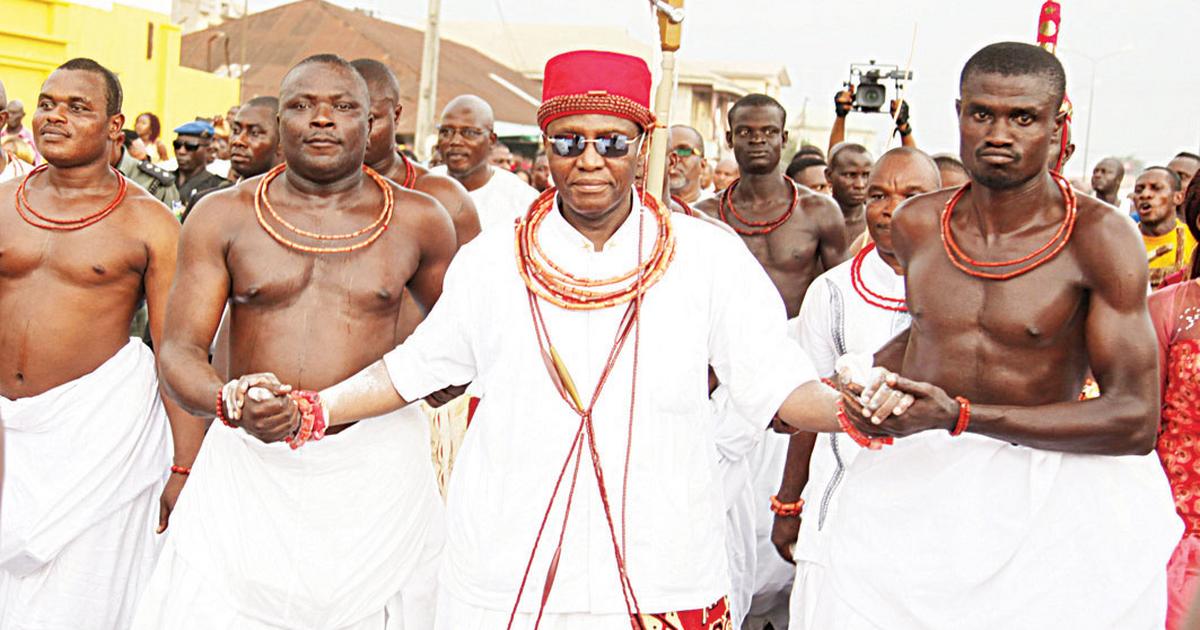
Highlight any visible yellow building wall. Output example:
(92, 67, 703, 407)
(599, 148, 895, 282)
(0, 0, 238, 138)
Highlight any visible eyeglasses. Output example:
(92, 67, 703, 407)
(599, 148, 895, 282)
(671, 146, 702, 158)
(545, 133, 641, 158)
(437, 126, 489, 141)
(173, 140, 207, 152)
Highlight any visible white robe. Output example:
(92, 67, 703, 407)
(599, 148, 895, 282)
(0, 339, 170, 630)
(132, 405, 443, 630)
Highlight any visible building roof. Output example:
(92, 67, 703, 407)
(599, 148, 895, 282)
(179, 0, 541, 132)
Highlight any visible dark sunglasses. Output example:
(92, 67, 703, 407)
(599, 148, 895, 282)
(173, 140, 207, 152)
(546, 133, 641, 158)
(671, 146, 702, 158)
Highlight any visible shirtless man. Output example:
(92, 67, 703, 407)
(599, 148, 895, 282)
(0, 58, 187, 629)
(695, 92, 846, 626)
(817, 41, 1179, 628)
(351, 58, 481, 247)
(825, 143, 873, 243)
(696, 93, 847, 319)
(133, 54, 457, 628)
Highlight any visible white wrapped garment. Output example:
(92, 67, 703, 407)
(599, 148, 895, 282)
(0, 339, 170, 629)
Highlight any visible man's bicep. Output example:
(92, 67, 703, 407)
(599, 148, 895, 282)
(164, 211, 232, 349)
(814, 198, 849, 268)
(1086, 270, 1157, 397)
(406, 203, 457, 313)
(142, 208, 183, 345)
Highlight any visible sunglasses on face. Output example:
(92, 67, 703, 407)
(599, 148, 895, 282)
(437, 126, 489, 141)
(173, 140, 207, 152)
(671, 146, 702, 158)
(546, 133, 641, 158)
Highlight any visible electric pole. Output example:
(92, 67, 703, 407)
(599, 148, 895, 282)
(413, 0, 442, 162)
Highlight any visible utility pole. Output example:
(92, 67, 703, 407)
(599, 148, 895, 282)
(413, 0, 442, 162)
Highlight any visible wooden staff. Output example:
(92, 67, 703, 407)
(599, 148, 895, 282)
(646, 0, 684, 204)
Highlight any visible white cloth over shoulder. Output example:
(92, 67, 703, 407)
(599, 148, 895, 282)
(431, 165, 538, 232)
(133, 405, 443, 630)
(384, 200, 816, 615)
(0, 338, 170, 630)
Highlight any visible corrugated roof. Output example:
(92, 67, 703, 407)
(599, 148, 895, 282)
(179, 0, 541, 132)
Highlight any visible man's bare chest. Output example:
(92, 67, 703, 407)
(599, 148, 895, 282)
(0, 215, 147, 287)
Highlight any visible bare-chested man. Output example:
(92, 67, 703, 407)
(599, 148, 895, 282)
(696, 93, 847, 319)
(0, 58, 187, 629)
(825, 143, 873, 244)
(811, 42, 1180, 628)
(351, 58, 481, 248)
(133, 54, 457, 628)
(695, 92, 846, 627)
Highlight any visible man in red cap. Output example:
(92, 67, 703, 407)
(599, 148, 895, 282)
(234, 49, 875, 629)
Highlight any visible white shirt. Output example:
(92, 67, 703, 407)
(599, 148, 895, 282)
(384, 198, 816, 614)
(0, 154, 27, 183)
(789, 247, 909, 564)
(432, 164, 538, 231)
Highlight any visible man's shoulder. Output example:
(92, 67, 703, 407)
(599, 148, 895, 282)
(183, 178, 255, 227)
(893, 187, 955, 234)
(414, 169, 471, 201)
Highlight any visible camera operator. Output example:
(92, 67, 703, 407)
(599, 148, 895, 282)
(827, 85, 916, 155)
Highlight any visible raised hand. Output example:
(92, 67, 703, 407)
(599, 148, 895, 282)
(834, 88, 855, 118)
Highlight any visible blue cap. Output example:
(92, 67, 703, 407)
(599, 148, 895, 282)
(173, 120, 215, 138)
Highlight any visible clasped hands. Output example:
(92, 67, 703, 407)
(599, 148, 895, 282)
(220, 373, 299, 443)
(834, 356, 960, 440)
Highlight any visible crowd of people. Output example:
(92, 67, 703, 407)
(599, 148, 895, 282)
(0, 35, 1197, 630)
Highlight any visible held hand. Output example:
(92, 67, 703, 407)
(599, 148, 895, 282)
(157, 473, 186, 534)
(858, 371, 959, 438)
(890, 99, 911, 128)
(424, 383, 468, 408)
(223, 373, 291, 423)
(240, 385, 300, 443)
(834, 88, 855, 118)
(770, 513, 801, 564)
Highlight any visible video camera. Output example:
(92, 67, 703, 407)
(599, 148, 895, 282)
(846, 61, 913, 113)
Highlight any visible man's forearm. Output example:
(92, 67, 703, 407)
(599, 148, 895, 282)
(319, 359, 412, 426)
(966, 395, 1156, 456)
(776, 432, 817, 502)
(776, 381, 841, 433)
(159, 342, 224, 418)
(161, 392, 208, 468)
(827, 117, 847, 156)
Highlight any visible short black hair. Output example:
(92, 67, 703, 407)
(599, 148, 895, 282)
(1142, 166, 1183, 191)
(1175, 152, 1200, 164)
(243, 95, 280, 114)
(786, 155, 826, 179)
(728, 93, 787, 128)
(121, 128, 138, 148)
(933, 153, 967, 174)
(56, 57, 122, 117)
(829, 143, 870, 169)
(349, 58, 401, 102)
(960, 42, 1066, 109)
(795, 144, 825, 160)
(285, 54, 368, 99)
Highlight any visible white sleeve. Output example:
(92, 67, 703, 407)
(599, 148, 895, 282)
(383, 248, 479, 401)
(793, 276, 841, 378)
(708, 234, 818, 431)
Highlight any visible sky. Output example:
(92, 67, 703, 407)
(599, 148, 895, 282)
(236, 0, 1196, 180)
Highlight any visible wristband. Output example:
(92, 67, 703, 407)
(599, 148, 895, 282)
(286, 390, 328, 450)
(770, 495, 804, 517)
(170, 465, 191, 476)
(950, 396, 971, 436)
(897, 123, 913, 137)
(215, 386, 235, 428)
(836, 398, 893, 450)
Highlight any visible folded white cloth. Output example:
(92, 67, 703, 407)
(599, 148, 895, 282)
(134, 404, 443, 630)
(0, 339, 170, 629)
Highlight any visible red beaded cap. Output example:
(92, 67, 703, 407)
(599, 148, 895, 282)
(537, 50, 656, 131)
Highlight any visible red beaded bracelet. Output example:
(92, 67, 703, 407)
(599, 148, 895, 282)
(770, 495, 804, 517)
(285, 390, 328, 450)
(950, 396, 971, 436)
(170, 465, 191, 476)
(215, 386, 234, 428)
(836, 398, 893, 450)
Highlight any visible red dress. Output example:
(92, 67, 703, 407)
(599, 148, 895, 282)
(1152, 282, 1200, 629)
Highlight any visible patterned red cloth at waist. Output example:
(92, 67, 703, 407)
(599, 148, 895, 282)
(640, 597, 731, 629)
(1159, 339, 1200, 535)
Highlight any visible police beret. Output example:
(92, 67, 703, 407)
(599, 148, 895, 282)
(173, 120, 215, 138)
